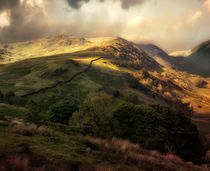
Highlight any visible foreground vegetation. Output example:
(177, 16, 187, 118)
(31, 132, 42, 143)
(0, 111, 207, 171)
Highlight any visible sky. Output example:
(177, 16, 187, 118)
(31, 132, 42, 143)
(0, 0, 210, 52)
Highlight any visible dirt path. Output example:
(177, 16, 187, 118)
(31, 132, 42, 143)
(21, 57, 103, 97)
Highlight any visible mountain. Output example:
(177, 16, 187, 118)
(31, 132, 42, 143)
(0, 35, 113, 64)
(0, 35, 209, 169)
(187, 40, 210, 77)
(0, 35, 209, 114)
(170, 40, 210, 77)
(137, 43, 168, 60)
(88, 38, 162, 71)
(137, 43, 173, 67)
(136, 42, 210, 115)
(0, 36, 166, 107)
(0, 36, 162, 72)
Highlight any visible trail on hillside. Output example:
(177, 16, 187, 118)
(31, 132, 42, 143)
(21, 57, 103, 97)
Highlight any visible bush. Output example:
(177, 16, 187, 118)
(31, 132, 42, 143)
(0, 90, 3, 99)
(125, 93, 139, 104)
(26, 100, 42, 123)
(112, 103, 203, 163)
(196, 80, 208, 88)
(9, 119, 51, 136)
(112, 103, 167, 151)
(0, 105, 29, 121)
(48, 99, 78, 124)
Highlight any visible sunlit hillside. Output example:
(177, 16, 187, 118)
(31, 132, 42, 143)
(170, 50, 192, 57)
(0, 35, 210, 114)
(0, 35, 115, 64)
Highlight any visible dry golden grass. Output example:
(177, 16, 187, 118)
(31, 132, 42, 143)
(0, 156, 30, 171)
(9, 119, 51, 136)
(81, 136, 208, 171)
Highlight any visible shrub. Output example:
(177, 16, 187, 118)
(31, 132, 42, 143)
(196, 80, 208, 88)
(112, 103, 203, 163)
(125, 93, 139, 104)
(26, 100, 42, 123)
(3, 91, 15, 104)
(9, 119, 51, 136)
(0, 90, 3, 99)
(171, 100, 193, 118)
(48, 99, 78, 124)
(112, 103, 167, 151)
(82, 136, 205, 171)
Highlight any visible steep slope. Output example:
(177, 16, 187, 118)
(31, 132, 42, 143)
(136, 42, 210, 114)
(88, 38, 162, 71)
(137, 43, 175, 67)
(187, 40, 210, 77)
(170, 40, 210, 77)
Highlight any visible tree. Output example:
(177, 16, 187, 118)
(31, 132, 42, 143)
(113, 103, 167, 151)
(0, 90, 3, 99)
(48, 99, 78, 124)
(112, 103, 203, 163)
(70, 92, 113, 136)
(26, 100, 42, 123)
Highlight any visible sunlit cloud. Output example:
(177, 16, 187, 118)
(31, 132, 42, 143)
(173, 11, 202, 31)
(0, 0, 210, 52)
(0, 11, 10, 27)
(202, 0, 210, 13)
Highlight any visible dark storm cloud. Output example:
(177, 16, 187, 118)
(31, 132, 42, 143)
(0, 0, 49, 43)
(65, 0, 145, 9)
(120, 0, 145, 9)
(0, 0, 20, 11)
(66, 0, 90, 9)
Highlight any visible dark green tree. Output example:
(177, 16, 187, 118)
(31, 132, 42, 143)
(112, 103, 204, 163)
(48, 99, 78, 124)
(70, 92, 113, 136)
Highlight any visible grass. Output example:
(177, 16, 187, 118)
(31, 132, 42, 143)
(0, 56, 88, 96)
(0, 36, 115, 64)
(0, 104, 30, 120)
(0, 48, 161, 117)
(0, 117, 207, 171)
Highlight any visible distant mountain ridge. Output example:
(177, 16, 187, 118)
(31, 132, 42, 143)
(137, 43, 175, 67)
(171, 40, 210, 77)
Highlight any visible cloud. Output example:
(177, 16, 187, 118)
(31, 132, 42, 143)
(0, 0, 19, 11)
(120, 0, 145, 9)
(0, 11, 10, 27)
(202, 0, 210, 12)
(65, 0, 145, 10)
(173, 11, 202, 31)
(65, 0, 90, 9)
(0, 0, 49, 43)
